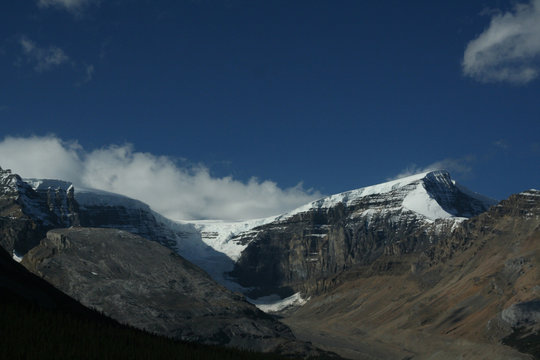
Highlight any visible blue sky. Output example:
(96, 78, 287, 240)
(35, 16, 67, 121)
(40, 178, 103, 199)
(0, 0, 539, 220)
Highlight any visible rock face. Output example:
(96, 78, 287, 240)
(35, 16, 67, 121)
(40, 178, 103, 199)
(17, 177, 217, 282)
(24, 178, 198, 251)
(0, 168, 79, 255)
(281, 189, 540, 359)
(229, 170, 495, 297)
(21, 227, 328, 356)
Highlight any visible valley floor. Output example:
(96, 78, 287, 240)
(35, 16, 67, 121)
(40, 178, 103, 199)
(284, 316, 532, 360)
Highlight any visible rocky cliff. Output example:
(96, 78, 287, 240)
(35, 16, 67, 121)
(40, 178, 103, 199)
(23, 178, 199, 251)
(0, 167, 79, 255)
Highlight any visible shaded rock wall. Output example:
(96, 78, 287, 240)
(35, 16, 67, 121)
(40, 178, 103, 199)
(21, 227, 332, 357)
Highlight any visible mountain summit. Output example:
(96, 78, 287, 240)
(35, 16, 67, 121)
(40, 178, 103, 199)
(219, 170, 496, 298)
(278, 169, 495, 219)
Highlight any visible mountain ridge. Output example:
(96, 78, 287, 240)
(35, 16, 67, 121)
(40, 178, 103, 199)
(1, 164, 538, 359)
(5, 167, 497, 303)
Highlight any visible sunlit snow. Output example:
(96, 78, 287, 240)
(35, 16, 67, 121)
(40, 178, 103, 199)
(12, 251, 23, 263)
(402, 183, 454, 221)
(248, 292, 308, 313)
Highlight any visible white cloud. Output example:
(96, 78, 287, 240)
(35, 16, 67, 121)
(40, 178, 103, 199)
(389, 157, 475, 181)
(0, 135, 321, 221)
(0, 136, 84, 180)
(19, 36, 70, 72)
(463, 0, 540, 84)
(37, 0, 97, 13)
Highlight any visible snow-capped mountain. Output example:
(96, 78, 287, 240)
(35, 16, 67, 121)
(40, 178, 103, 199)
(225, 170, 496, 298)
(192, 170, 495, 266)
(2, 166, 496, 309)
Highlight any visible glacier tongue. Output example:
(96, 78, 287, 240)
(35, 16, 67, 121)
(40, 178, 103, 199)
(190, 217, 279, 261)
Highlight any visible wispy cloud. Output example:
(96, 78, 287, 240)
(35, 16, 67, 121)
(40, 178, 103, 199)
(493, 139, 510, 150)
(18, 36, 95, 83)
(389, 157, 475, 181)
(463, 0, 540, 84)
(77, 64, 94, 85)
(0, 135, 321, 221)
(37, 0, 98, 14)
(19, 36, 70, 72)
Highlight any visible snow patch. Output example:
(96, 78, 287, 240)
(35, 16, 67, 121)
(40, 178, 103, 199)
(75, 187, 151, 211)
(24, 178, 73, 192)
(248, 292, 308, 313)
(12, 251, 23, 263)
(402, 183, 454, 220)
(521, 189, 540, 197)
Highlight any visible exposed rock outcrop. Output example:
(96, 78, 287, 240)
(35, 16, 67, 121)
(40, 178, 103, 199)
(0, 167, 79, 255)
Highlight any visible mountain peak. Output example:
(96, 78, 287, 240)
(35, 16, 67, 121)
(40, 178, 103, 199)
(280, 169, 493, 221)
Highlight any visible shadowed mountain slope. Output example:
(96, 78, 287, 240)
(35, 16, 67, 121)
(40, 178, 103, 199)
(0, 246, 306, 360)
(21, 227, 334, 357)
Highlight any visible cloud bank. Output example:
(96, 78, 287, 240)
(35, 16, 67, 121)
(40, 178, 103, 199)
(463, 0, 540, 84)
(19, 36, 70, 72)
(0, 135, 321, 221)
